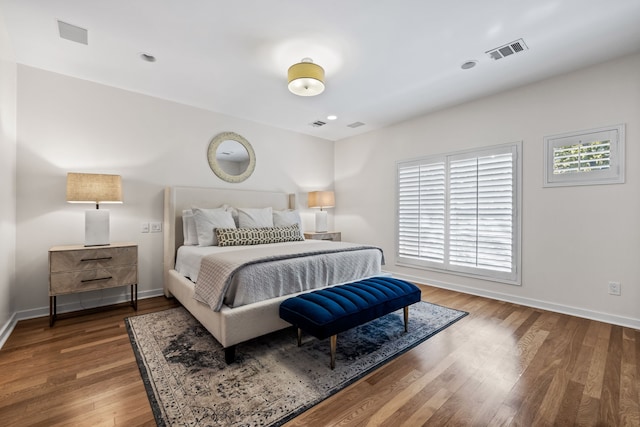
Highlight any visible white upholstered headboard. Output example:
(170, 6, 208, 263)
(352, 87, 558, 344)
(163, 186, 294, 279)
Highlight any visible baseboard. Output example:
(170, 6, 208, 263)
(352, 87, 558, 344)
(0, 288, 166, 350)
(392, 271, 640, 330)
(0, 312, 18, 349)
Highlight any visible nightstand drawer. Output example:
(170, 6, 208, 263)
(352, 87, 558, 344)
(50, 246, 137, 273)
(50, 265, 138, 295)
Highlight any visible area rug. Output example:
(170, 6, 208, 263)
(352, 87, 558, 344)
(126, 302, 467, 427)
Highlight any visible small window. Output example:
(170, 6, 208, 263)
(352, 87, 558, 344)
(544, 124, 625, 187)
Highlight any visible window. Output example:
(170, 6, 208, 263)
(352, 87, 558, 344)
(544, 124, 625, 187)
(397, 142, 521, 284)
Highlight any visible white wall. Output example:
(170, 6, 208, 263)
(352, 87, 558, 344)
(335, 53, 640, 327)
(15, 65, 334, 316)
(0, 9, 17, 345)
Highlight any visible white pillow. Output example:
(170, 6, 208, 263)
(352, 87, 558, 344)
(192, 207, 236, 246)
(237, 207, 274, 228)
(223, 204, 239, 227)
(273, 209, 303, 230)
(182, 209, 199, 246)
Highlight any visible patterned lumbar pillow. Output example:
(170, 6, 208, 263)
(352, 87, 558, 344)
(215, 224, 304, 247)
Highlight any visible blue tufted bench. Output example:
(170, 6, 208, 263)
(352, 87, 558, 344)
(279, 276, 421, 369)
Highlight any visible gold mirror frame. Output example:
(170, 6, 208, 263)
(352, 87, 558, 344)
(207, 131, 256, 183)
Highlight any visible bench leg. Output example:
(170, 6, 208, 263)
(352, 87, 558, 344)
(297, 328, 302, 346)
(404, 306, 409, 332)
(330, 335, 337, 370)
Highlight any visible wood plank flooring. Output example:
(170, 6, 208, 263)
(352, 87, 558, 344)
(1, 285, 638, 426)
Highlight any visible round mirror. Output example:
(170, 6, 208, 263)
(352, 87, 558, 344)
(207, 132, 256, 183)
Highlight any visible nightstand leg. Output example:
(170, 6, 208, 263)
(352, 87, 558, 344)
(131, 284, 138, 310)
(49, 296, 56, 327)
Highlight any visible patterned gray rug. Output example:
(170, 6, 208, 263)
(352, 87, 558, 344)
(126, 302, 467, 427)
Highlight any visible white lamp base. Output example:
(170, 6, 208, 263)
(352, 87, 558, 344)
(85, 209, 110, 246)
(314, 210, 328, 233)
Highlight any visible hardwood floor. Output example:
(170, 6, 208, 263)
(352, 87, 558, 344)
(1, 285, 638, 426)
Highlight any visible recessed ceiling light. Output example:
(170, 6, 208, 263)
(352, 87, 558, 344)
(140, 53, 156, 62)
(461, 60, 477, 70)
(327, 115, 338, 121)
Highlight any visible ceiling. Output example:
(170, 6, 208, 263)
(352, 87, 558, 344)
(2, 1, 640, 142)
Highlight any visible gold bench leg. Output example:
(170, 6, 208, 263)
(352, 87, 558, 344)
(330, 335, 337, 370)
(404, 306, 409, 332)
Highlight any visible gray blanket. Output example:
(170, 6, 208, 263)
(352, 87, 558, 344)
(193, 241, 384, 311)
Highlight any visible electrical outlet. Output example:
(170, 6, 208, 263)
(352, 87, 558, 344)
(140, 222, 149, 233)
(150, 222, 162, 233)
(608, 281, 621, 296)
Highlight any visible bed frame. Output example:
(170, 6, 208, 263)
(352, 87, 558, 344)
(163, 186, 304, 362)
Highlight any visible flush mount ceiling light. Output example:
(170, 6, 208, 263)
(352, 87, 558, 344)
(287, 58, 325, 96)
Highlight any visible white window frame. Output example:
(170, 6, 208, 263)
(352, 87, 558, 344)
(396, 142, 522, 285)
(543, 124, 625, 187)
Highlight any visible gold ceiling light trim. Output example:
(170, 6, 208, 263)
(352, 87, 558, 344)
(287, 58, 325, 96)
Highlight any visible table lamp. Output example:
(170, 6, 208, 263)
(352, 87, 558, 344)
(66, 172, 122, 246)
(307, 191, 334, 233)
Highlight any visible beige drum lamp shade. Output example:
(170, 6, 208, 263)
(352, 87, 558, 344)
(66, 173, 123, 206)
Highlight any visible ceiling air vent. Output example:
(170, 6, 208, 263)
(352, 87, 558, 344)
(486, 38, 528, 60)
(347, 121, 365, 128)
(310, 120, 326, 127)
(57, 20, 88, 45)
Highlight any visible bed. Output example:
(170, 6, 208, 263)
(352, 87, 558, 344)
(163, 186, 384, 362)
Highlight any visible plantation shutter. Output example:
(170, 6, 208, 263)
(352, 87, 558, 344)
(398, 161, 445, 264)
(449, 151, 513, 274)
(552, 140, 611, 174)
(397, 143, 519, 284)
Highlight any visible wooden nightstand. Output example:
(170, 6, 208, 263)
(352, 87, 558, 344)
(48, 242, 138, 326)
(304, 231, 341, 242)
